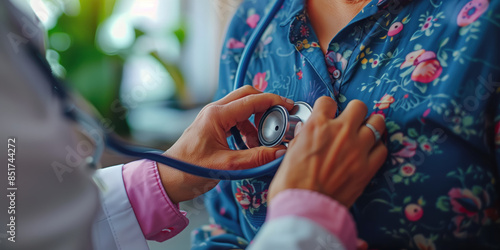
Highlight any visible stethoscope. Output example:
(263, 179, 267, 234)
(36, 0, 306, 180)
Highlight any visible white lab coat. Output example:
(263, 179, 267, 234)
(0, 2, 345, 249)
(92, 166, 149, 250)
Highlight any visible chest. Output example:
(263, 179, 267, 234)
(223, 0, 500, 247)
(242, 2, 496, 144)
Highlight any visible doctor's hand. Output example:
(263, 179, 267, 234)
(268, 97, 387, 208)
(158, 86, 294, 204)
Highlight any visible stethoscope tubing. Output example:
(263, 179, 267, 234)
(107, 135, 284, 180)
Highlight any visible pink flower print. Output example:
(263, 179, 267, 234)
(448, 188, 482, 217)
(325, 51, 336, 67)
(421, 108, 431, 124)
(262, 36, 273, 46)
(412, 59, 442, 83)
(413, 234, 436, 250)
(297, 70, 303, 80)
(421, 21, 432, 31)
(401, 50, 442, 83)
(235, 184, 255, 210)
(405, 203, 424, 221)
(371, 59, 380, 68)
(388, 22, 403, 37)
(390, 132, 417, 164)
(457, 0, 489, 27)
(495, 121, 500, 147)
(420, 142, 432, 152)
(452, 215, 470, 238)
(299, 25, 309, 37)
(373, 94, 395, 110)
(246, 14, 260, 28)
(400, 49, 425, 69)
(227, 38, 245, 49)
(413, 51, 437, 65)
(252, 72, 268, 91)
(327, 65, 337, 76)
(336, 53, 348, 71)
(483, 207, 500, 225)
(261, 190, 268, 205)
(325, 51, 348, 71)
(423, 108, 431, 117)
(235, 181, 268, 213)
(421, 16, 433, 31)
(399, 163, 416, 177)
(252, 196, 262, 209)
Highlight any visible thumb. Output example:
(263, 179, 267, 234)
(356, 239, 368, 250)
(230, 146, 287, 169)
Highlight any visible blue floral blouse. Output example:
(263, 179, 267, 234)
(192, 0, 500, 249)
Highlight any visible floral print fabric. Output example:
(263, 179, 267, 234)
(194, 0, 500, 249)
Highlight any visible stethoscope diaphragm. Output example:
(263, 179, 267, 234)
(258, 101, 312, 147)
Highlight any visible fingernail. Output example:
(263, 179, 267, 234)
(294, 122, 303, 137)
(281, 96, 294, 105)
(374, 114, 385, 121)
(275, 149, 286, 158)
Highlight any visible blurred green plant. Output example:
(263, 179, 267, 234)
(43, 0, 187, 135)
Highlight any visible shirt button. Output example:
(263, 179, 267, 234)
(332, 69, 341, 79)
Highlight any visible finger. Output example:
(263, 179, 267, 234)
(229, 146, 287, 169)
(294, 121, 303, 137)
(310, 96, 337, 120)
(356, 239, 368, 250)
(359, 114, 386, 148)
(237, 120, 259, 148)
(218, 93, 294, 131)
(367, 141, 388, 175)
(213, 85, 261, 105)
(337, 100, 368, 127)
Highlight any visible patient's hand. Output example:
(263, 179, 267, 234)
(158, 85, 294, 204)
(269, 97, 387, 207)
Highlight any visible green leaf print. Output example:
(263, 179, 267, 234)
(386, 121, 401, 133)
(408, 128, 419, 138)
(436, 196, 450, 212)
(403, 196, 412, 204)
(393, 174, 403, 183)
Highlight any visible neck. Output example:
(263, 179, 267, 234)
(307, 0, 371, 54)
(316, 0, 371, 12)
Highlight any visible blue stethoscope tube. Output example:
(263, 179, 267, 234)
(106, 135, 284, 180)
(38, 0, 286, 180)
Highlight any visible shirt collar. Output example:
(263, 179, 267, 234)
(279, 0, 306, 27)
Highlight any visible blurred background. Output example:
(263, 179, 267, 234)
(14, 0, 242, 248)
(16, 0, 242, 146)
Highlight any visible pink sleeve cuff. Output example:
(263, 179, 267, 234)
(122, 159, 189, 242)
(267, 189, 357, 250)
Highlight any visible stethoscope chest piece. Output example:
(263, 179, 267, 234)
(258, 101, 312, 147)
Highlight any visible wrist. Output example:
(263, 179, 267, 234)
(156, 162, 186, 204)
